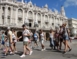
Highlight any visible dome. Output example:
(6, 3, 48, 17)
(44, 4, 48, 8)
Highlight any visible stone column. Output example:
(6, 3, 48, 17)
(36, 13, 37, 21)
(10, 7, 13, 25)
(48, 16, 49, 29)
(53, 16, 55, 30)
(44, 15, 45, 28)
(22, 9, 25, 24)
(41, 14, 42, 29)
(15, 8, 18, 25)
(4, 5, 8, 25)
(32, 12, 34, 27)
(26, 11, 28, 20)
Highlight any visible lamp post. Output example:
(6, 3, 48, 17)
(34, 21, 38, 31)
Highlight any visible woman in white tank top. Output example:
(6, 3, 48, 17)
(49, 29, 54, 49)
(12, 29, 17, 53)
(40, 29, 45, 51)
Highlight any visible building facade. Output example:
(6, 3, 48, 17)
(0, 0, 68, 31)
(68, 18, 77, 36)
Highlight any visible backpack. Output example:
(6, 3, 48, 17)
(34, 33, 38, 39)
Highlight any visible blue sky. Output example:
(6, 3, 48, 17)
(18, 0, 77, 19)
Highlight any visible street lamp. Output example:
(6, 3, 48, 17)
(34, 21, 38, 31)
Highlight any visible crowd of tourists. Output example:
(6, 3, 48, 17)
(0, 23, 72, 58)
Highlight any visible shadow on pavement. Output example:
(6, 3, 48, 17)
(62, 53, 77, 58)
(15, 51, 23, 56)
(46, 48, 63, 53)
(33, 48, 41, 51)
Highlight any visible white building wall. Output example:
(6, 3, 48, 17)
(0, 0, 68, 30)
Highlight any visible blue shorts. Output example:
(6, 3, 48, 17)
(63, 35, 69, 40)
(1, 40, 5, 45)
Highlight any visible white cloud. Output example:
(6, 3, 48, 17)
(64, 0, 77, 7)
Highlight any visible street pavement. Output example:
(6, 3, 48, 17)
(0, 40, 77, 59)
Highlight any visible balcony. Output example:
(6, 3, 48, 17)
(18, 15, 22, 18)
(28, 17, 33, 19)
(28, 17, 33, 21)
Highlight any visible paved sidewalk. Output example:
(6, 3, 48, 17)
(0, 40, 77, 59)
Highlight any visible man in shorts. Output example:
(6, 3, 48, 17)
(20, 24, 33, 58)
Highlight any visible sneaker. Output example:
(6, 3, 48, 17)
(69, 49, 72, 52)
(63, 51, 66, 54)
(43, 48, 46, 50)
(29, 51, 33, 55)
(20, 54, 26, 58)
(15, 51, 17, 53)
(10, 52, 13, 54)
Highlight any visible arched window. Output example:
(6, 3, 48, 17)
(37, 13, 41, 20)
(28, 11, 32, 16)
(2, 7, 5, 15)
(18, 9, 23, 22)
(28, 11, 33, 19)
(18, 9, 23, 15)
(8, 7, 11, 17)
(45, 15, 48, 20)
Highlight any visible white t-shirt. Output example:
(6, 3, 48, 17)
(49, 33, 53, 39)
(40, 32, 44, 40)
(12, 33, 16, 39)
(23, 29, 30, 42)
(12, 33, 17, 42)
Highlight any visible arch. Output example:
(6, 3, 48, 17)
(27, 10, 33, 15)
(45, 15, 48, 18)
(18, 9, 23, 22)
(8, 7, 11, 11)
(18, 9, 23, 13)
(27, 10, 33, 19)
(28, 11, 32, 15)
(37, 13, 41, 20)
(37, 13, 41, 17)
(8, 7, 11, 15)
(45, 15, 48, 20)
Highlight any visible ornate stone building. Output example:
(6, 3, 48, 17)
(0, 0, 68, 31)
(68, 18, 77, 36)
